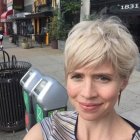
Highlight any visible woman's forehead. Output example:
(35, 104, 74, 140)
(69, 61, 115, 75)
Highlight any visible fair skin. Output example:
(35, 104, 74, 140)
(23, 123, 43, 140)
(24, 62, 135, 140)
(67, 62, 135, 140)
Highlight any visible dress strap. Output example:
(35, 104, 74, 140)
(123, 117, 140, 130)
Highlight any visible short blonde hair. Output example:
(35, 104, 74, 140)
(64, 16, 139, 79)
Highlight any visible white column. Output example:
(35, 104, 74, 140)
(80, 0, 90, 21)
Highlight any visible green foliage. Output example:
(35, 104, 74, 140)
(49, 16, 59, 40)
(57, 15, 71, 40)
(49, 0, 81, 41)
(61, 0, 81, 13)
(57, 0, 81, 40)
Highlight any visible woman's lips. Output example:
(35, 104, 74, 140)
(79, 102, 103, 112)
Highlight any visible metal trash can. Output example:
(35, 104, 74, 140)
(20, 68, 43, 131)
(0, 49, 31, 131)
(31, 75, 68, 123)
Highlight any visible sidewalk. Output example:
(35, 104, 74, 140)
(0, 36, 140, 139)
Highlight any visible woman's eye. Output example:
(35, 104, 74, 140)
(95, 75, 111, 82)
(71, 74, 82, 80)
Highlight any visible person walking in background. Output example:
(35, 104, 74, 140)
(23, 16, 140, 140)
(0, 28, 4, 48)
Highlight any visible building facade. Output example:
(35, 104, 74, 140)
(80, 0, 140, 51)
(0, 0, 6, 33)
(0, 0, 57, 44)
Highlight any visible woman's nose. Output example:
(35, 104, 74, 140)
(81, 79, 97, 99)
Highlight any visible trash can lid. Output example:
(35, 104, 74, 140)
(31, 75, 68, 110)
(20, 68, 43, 93)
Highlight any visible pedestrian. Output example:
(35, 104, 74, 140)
(23, 16, 140, 140)
(0, 29, 3, 48)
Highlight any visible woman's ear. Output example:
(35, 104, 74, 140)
(118, 79, 128, 106)
(121, 79, 129, 91)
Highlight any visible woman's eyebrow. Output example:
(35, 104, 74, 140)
(69, 71, 114, 76)
(92, 73, 113, 76)
(68, 71, 83, 75)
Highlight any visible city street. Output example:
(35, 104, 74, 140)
(0, 36, 140, 139)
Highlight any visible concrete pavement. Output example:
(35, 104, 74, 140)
(0, 36, 140, 139)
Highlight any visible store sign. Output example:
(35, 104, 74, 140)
(120, 3, 139, 10)
(109, 2, 140, 13)
(13, 0, 24, 10)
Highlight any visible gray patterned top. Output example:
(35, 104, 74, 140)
(40, 111, 140, 140)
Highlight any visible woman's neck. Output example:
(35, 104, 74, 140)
(76, 111, 133, 140)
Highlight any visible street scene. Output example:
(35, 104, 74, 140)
(0, 33, 140, 140)
(0, 36, 67, 139)
(0, 0, 140, 140)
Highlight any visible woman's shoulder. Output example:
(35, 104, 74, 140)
(41, 110, 78, 127)
(123, 118, 140, 130)
(131, 123, 140, 140)
(123, 117, 140, 139)
(44, 110, 77, 121)
(132, 130, 140, 140)
(40, 111, 78, 139)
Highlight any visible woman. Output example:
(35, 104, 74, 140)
(24, 16, 140, 140)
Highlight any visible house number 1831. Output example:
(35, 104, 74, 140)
(121, 3, 139, 10)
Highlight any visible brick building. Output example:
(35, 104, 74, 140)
(0, 0, 6, 31)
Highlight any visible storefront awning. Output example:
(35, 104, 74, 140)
(26, 11, 52, 18)
(11, 12, 31, 20)
(0, 10, 13, 22)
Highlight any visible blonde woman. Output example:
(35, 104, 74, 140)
(24, 16, 140, 140)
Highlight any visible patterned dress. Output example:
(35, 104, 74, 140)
(40, 111, 140, 140)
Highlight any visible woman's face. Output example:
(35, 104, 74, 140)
(67, 62, 128, 121)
